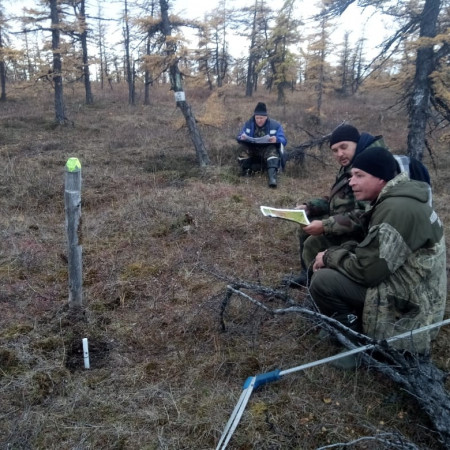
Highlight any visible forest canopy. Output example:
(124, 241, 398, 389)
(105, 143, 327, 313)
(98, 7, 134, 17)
(0, 0, 449, 159)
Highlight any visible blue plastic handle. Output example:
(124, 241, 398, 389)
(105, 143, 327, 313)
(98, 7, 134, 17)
(243, 369, 281, 390)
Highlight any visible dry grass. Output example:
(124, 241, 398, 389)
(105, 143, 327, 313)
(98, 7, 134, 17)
(1, 81, 449, 449)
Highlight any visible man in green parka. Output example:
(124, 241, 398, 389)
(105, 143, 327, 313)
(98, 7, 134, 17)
(284, 124, 388, 287)
(311, 147, 446, 363)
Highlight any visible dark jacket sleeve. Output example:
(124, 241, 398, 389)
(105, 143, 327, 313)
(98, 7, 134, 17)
(321, 167, 368, 238)
(324, 192, 426, 287)
(324, 225, 391, 286)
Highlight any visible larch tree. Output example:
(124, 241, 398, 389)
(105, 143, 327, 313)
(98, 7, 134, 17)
(95, 2, 108, 90)
(406, 0, 442, 160)
(1, 24, 24, 87)
(0, 5, 9, 101)
(265, 0, 301, 104)
(338, 31, 350, 94)
(22, 30, 36, 81)
(18, 0, 74, 123)
(303, 9, 332, 118)
(335, 31, 366, 95)
(159, 0, 210, 167)
(132, 0, 161, 104)
(320, 0, 450, 161)
(141, 0, 159, 105)
(194, 0, 234, 90)
(315, 13, 328, 115)
(195, 23, 215, 90)
(136, 1, 196, 101)
(93, 1, 117, 91)
(122, 0, 135, 105)
(206, 0, 233, 88)
(336, 31, 351, 94)
(236, 0, 272, 96)
(350, 38, 365, 93)
(49, 0, 68, 124)
(67, 0, 93, 104)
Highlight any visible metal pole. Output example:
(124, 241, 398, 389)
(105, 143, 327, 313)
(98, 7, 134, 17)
(280, 318, 450, 377)
(216, 318, 450, 448)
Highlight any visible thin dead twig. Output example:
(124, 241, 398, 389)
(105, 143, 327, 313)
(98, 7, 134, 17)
(317, 431, 420, 449)
(286, 134, 331, 166)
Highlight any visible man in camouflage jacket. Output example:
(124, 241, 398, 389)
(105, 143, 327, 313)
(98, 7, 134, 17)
(311, 147, 446, 356)
(285, 124, 388, 287)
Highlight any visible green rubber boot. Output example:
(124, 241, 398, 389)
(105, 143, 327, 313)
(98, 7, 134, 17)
(266, 157, 279, 188)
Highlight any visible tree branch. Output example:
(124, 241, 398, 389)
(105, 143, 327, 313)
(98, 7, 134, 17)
(218, 279, 450, 447)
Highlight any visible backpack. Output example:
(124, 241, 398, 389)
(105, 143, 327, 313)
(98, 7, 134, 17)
(393, 155, 431, 185)
(393, 155, 432, 204)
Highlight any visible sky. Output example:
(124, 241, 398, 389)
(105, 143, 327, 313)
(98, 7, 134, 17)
(4, 0, 392, 62)
(170, 0, 392, 60)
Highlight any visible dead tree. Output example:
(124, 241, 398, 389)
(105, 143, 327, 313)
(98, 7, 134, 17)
(159, 0, 210, 167)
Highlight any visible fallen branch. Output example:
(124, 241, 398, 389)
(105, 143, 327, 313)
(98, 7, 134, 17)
(219, 282, 450, 448)
(286, 133, 332, 166)
(316, 432, 420, 449)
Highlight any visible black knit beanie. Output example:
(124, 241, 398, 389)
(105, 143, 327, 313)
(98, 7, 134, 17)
(329, 124, 360, 147)
(254, 102, 268, 116)
(352, 147, 397, 182)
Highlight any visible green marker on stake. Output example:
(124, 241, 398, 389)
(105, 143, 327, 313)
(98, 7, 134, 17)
(66, 157, 81, 172)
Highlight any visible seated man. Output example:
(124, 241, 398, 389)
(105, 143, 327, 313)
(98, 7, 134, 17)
(236, 102, 287, 188)
(310, 147, 446, 367)
(285, 124, 432, 288)
(285, 124, 386, 287)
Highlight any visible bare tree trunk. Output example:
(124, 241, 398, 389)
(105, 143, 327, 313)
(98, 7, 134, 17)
(144, 33, 152, 105)
(123, 0, 135, 105)
(159, 0, 210, 167)
(277, 81, 285, 105)
(245, 55, 255, 97)
(339, 32, 350, 94)
(50, 0, 67, 124)
(214, 40, 221, 88)
(407, 0, 441, 160)
(351, 40, 364, 94)
(245, 1, 258, 97)
(23, 30, 36, 80)
(315, 18, 327, 118)
(96, 4, 105, 90)
(177, 101, 211, 166)
(99, 37, 104, 90)
(78, 0, 93, 104)
(0, 25, 6, 101)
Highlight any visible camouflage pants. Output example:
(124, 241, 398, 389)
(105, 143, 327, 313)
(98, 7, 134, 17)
(237, 143, 279, 172)
(298, 228, 353, 269)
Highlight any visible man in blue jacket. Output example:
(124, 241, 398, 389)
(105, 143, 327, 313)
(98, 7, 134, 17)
(236, 102, 287, 188)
